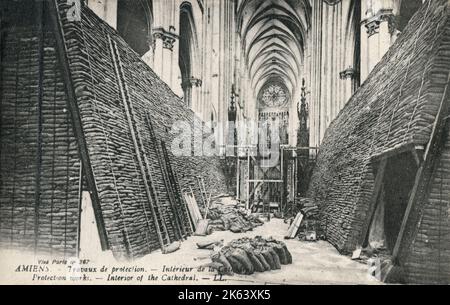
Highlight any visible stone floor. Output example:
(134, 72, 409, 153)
(0, 217, 381, 285)
(128, 218, 381, 285)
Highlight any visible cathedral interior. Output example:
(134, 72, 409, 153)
(0, 0, 449, 285)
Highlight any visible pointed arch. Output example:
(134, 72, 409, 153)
(117, 0, 153, 56)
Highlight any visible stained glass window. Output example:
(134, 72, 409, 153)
(261, 84, 288, 107)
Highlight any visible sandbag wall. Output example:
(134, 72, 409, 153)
(0, 0, 228, 259)
(54, 1, 228, 259)
(0, 3, 82, 256)
(403, 114, 450, 284)
(307, 0, 450, 255)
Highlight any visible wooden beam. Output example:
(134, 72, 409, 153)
(236, 157, 240, 200)
(48, 0, 109, 251)
(371, 143, 416, 163)
(248, 180, 284, 183)
(357, 158, 387, 247)
(411, 148, 422, 166)
(34, 0, 45, 252)
(76, 164, 83, 257)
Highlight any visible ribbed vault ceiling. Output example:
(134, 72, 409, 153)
(237, 0, 311, 99)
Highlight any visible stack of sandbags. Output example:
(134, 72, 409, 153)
(210, 236, 292, 275)
(300, 198, 319, 220)
(284, 198, 321, 241)
(207, 205, 264, 233)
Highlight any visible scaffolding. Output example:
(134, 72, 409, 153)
(231, 144, 319, 211)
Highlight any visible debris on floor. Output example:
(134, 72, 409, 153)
(184, 192, 203, 230)
(196, 240, 224, 250)
(210, 236, 292, 275)
(285, 213, 304, 239)
(207, 204, 265, 234)
(163, 241, 181, 254)
(285, 198, 321, 241)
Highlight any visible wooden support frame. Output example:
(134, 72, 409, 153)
(248, 180, 283, 183)
(48, 0, 109, 251)
(371, 143, 424, 163)
(34, 0, 45, 252)
(108, 37, 170, 253)
(392, 72, 450, 265)
(236, 157, 240, 200)
(242, 145, 319, 210)
(357, 158, 388, 248)
(76, 164, 84, 257)
(246, 150, 251, 209)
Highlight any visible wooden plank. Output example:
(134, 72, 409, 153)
(156, 139, 183, 240)
(194, 219, 210, 236)
(183, 193, 198, 230)
(371, 143, 416, 163)
(285, 212, 304, 239)
(109, 37, 167, 252)
(181, 193, 194, 233)
(357, 158, 388, 247)
(184, 190, 202, 229)
(192, 195, 203, 222)
(76, 164, 83, 257)
(34, 0, 45, 251)
(161, 141, 190, 237)
(47, 0, 109, 250)
(290, 213, 304, 239)
(248, 180, 284, 183)
(203, 193, 212, 220)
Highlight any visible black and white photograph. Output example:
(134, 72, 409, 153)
(0, 0, 449, 289)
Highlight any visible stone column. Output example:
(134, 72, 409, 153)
(181, 79, 192, 107)
(152, 27, 180, 92)
(339, 67, 357, 103)
(190, 78, 203, 112)
(360, 0, 397, 82)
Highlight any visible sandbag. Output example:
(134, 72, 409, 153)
(209, 224, 225, 232)
(230, 224, 244, 233)
(222, 218, 231, 230)
(254, 250, 271, 271)
(270, 243, 289, 265)
(226, 254, 245, 275)
(202, 262, 224, 273)
(197, 241, 216, 249)
(261, 249, 276, 270)
(163, 241, 181, 254)
(211, 252, 233, 275)
(212, 237, 292, 275)
(268, 248, 281, 269)
(283, 244, 292, 264)
(244, 248, 265, 272)
(232, 248, 254, 275)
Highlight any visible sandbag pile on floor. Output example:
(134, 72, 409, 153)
(210, 236, 292, 275)
(207, 205, 265, 233)
(297, 199, 321, 240)
(285, 198, 321, 240)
